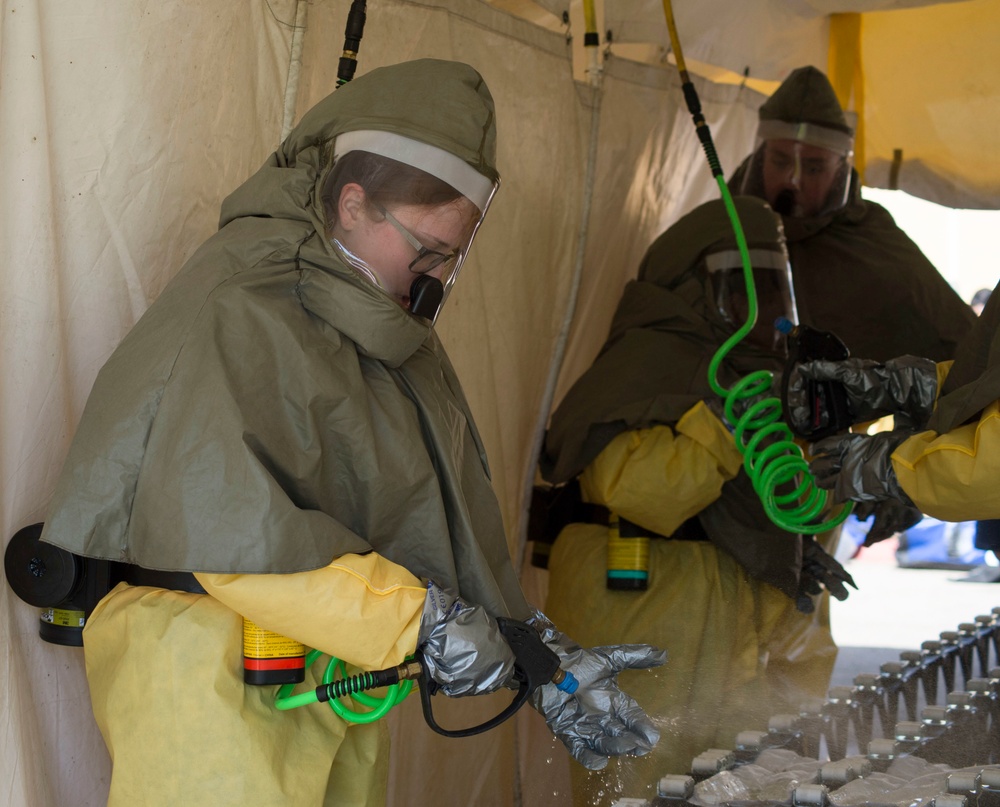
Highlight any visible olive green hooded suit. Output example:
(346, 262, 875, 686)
(541, 198, 837, 801)
(730, 66, 975, 363)
(41, 59, 528, 806)
(43, 59, 526, 616)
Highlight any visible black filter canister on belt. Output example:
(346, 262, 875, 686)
(4, 523, 81, 607)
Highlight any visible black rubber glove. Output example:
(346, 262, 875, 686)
(853, 499, 924, 546)
(788, 356, 937, 432)
(809, 430, 916, 506)
(795, 535, 858, 613)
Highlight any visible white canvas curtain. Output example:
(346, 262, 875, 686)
(0, 1, 763, 804)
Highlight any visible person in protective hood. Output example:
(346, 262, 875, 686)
(537, 197, 855, 802)
(731, 65, 975, 364)
(39, 59, 664, 806)
(796, 277, 1000, 525)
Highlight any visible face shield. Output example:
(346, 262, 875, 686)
(324, 130, 499, 322)
(740, 120, 854, 219)
(705, 246, 798, 354)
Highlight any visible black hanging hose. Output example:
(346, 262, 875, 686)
(337, 0, 367, 86)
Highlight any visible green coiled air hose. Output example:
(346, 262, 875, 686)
(661, 0, 852, 534)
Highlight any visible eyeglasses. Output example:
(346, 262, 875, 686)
(374, 203, 461, 275)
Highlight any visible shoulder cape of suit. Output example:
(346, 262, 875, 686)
(42, 60, 528, 618)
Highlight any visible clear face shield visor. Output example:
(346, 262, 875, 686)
(740, 121, 854, 219)
(325, 130, 499, 322)
(705, 246, 799, 353)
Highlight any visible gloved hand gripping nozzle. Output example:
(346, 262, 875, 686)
(274, 581, 577, 734)
(415, 581, 578, 737)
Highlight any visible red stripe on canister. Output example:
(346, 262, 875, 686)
(244, 657, 306, 671)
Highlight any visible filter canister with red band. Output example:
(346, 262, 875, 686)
(242, 618, 306, 686)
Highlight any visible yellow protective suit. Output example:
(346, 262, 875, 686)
(545, 404, 837, 803)
(83, 553, 425, 807)
(892, 399, 1000, 522)
(888, 282, 1000, 522)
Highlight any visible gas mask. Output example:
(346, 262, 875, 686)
(324, 130, 499, 322)
(705, 245, 799, 354)
(740, 120, 854, 219)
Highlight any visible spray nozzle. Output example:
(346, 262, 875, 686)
(775, 317, 795, 335)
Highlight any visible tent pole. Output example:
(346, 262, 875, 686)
(515, 74, 604, 573)
(280, 0, 310, 142)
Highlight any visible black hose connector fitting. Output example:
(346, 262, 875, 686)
(316, 667, 400, 703)
(679, 81, 723, 177)
(682, 82, 702, 116)
(337, 0, 367, 86)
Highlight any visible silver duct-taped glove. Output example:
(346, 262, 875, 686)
(809, 430, 916, 506)
(417, 580, 515, 697)
(795, 535, 857, 613)
(853, 499, 923, 547)
(527, 610, 665, 771)
(788, 356, 938, 432)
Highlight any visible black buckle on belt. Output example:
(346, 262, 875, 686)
(121, 566, 206, 594)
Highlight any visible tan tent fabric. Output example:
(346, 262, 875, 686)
(2, 4, 296, 805)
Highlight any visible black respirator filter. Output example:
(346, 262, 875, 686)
(4, 523, 117, 646)
(409, 275, 444, 321)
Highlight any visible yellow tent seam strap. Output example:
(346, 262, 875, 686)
(828, 13, 865, 183)
(889, 149, 903, 190)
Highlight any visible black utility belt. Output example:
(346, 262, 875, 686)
(582, 504, 709, 542)
(121, 565, 207, 594)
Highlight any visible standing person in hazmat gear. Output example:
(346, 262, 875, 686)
(38, 59, 664, 807)
(731, 65, 975, 364)
(536, 197, 855, 803)
(795, 276, 1000, 526)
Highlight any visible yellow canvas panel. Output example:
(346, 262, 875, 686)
(861, 0, 1000, 208)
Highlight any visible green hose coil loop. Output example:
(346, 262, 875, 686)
(274, 649, 413, 723)
(709, 179, 852, 535)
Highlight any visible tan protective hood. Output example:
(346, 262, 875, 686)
(758, 65, 853, 136)
(42, 60, 528, 618)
